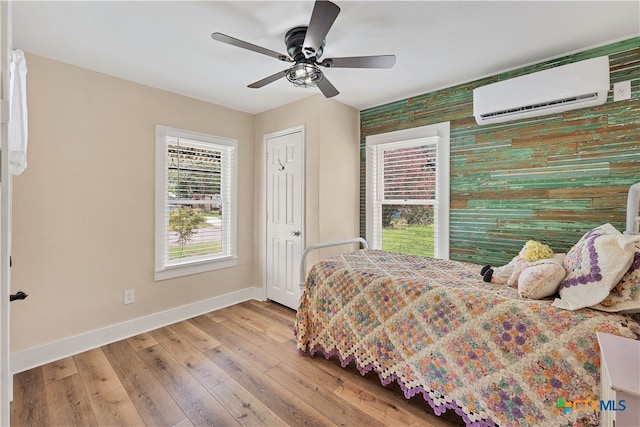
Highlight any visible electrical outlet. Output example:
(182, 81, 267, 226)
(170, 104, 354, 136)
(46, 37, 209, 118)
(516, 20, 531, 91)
(613, 80, 631, 101)
(124, 289, 135, 304)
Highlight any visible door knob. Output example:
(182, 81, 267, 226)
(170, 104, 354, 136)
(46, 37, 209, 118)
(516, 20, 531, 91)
(292, 230, 301, 237)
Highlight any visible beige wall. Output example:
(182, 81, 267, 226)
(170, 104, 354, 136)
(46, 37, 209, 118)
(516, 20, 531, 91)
(316, 99, 360, 251)
(253, 94, 360, 275)
(11, 54, 255, 352)
(11, 55, 360, 354)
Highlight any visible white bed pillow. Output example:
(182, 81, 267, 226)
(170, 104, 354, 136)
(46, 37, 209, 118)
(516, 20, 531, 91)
(591, 240, 640, 313)
(552, 224, 638, 311)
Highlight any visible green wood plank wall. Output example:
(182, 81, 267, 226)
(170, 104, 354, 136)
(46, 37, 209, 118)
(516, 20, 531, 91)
(360, 37, 640, 266)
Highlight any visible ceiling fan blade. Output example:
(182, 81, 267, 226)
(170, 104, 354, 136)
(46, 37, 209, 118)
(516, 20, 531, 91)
(303, 1, 340, 58)
(317, 76, 339, 98)
(320, 55, 396, 69)
(248, 70, 288, 89)
(211, 32, 291, 62)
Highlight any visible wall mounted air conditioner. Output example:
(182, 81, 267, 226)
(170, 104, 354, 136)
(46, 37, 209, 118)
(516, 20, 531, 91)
(473, 56, 610, 125)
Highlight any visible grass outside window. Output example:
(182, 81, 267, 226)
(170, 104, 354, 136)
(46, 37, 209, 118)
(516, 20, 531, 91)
(382, 224, 434, 257)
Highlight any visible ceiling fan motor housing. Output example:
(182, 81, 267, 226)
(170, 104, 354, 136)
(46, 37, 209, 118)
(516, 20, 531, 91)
(286, 26, 324, 62)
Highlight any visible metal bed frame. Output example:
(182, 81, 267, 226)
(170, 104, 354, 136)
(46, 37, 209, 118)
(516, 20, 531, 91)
(298, 237, 369, 290)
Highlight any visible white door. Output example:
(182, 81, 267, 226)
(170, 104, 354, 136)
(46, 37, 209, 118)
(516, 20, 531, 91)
(265, 126, 304, 309)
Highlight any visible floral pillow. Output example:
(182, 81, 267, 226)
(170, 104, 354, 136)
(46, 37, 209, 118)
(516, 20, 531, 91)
(591, 241, 640, 313)
(552, 224, 639, 311)
(518, 254, 566, 299)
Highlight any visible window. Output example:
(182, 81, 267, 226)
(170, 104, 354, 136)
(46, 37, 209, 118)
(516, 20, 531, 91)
(366, 122, 450, 258)
(155, 126, 237, 280)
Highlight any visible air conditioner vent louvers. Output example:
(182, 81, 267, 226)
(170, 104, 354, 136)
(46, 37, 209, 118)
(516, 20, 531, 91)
(480, 93, 599, 120)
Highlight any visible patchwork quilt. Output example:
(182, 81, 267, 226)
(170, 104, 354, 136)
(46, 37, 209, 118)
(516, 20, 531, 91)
(295, 250, 640, 427)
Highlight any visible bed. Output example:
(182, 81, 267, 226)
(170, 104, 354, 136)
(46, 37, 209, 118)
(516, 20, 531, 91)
(294, 186, 640, 427)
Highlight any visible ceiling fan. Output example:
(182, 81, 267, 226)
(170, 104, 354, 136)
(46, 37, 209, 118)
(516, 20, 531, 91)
(211, 0, 396, 98)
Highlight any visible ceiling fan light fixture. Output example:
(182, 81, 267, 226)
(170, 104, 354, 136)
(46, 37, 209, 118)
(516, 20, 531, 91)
(286, 62, 323, 88)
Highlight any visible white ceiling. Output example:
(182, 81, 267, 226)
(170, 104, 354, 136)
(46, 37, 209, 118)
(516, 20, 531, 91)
(11, 1, 640, 115)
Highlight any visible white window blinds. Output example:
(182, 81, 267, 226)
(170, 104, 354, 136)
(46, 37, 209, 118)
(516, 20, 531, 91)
(155, 126, 237, 280)
(380, 142, 437, 202)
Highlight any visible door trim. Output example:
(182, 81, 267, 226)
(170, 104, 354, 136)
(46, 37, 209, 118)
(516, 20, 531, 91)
(262, 125, 305, 303)
(0, 1, 12, 422)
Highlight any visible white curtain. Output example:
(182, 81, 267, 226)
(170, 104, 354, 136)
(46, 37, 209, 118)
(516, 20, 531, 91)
(9, 49, 28, 175)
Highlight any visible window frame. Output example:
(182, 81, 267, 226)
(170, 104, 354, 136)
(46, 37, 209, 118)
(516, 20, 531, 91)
(365, 122, 450, 259)
(154, 125, 238, 281)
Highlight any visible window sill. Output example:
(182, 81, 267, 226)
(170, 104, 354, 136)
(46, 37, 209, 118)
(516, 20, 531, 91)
(154, 256, 238, 281)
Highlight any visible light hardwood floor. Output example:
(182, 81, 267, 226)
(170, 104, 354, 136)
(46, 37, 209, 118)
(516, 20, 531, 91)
(11, 300, 464, 426)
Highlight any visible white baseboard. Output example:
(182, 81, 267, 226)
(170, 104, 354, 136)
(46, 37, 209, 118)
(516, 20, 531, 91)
(11, 287, 265, 374)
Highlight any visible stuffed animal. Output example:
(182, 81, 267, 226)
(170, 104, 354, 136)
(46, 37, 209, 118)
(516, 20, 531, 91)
(481, 240, 554, 287)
